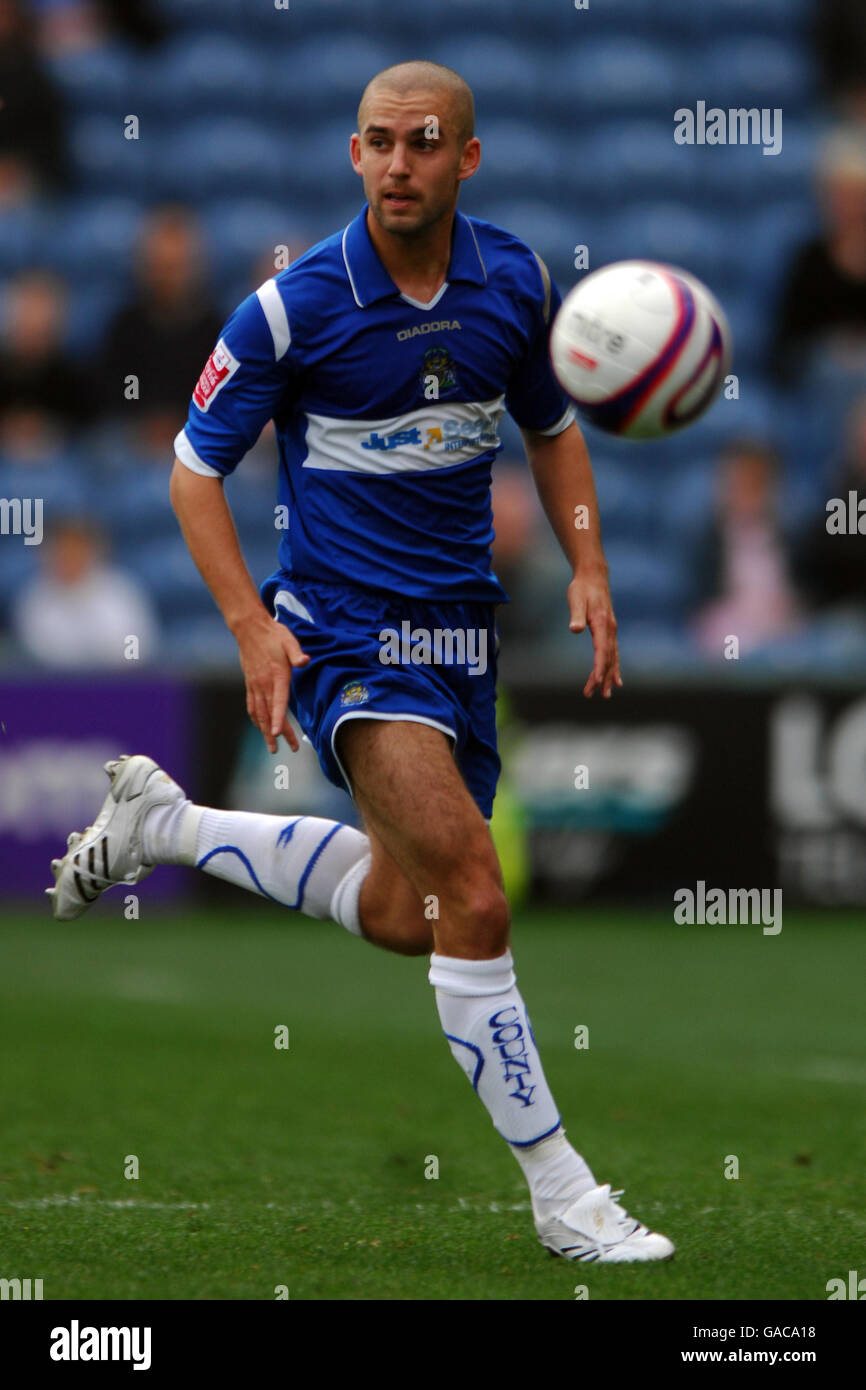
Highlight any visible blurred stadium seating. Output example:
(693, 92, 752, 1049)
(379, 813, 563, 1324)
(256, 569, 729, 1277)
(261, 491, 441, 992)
(0, 0, 860, 673)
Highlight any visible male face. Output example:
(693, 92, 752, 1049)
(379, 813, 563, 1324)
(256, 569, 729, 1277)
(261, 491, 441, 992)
(350, 87, 480, 238)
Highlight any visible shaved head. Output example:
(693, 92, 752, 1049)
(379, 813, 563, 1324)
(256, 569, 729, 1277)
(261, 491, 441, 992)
(358, 60, 475, 147)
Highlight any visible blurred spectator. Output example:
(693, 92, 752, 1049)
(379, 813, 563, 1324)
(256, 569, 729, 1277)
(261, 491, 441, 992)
(99, 0, 166, 47)
(0, 271, 94, 449)
(772, 128, 866, 384)
(491, 462, 569, 646)
(0, 0, 66, 202)
(11, 516, 159, 667)
(797, 394, 866, 610)
(690, 440, 801, 657)
(815, 0, 866, 124)
(34, 0, 166, 54)
(94, 206, 223, 452)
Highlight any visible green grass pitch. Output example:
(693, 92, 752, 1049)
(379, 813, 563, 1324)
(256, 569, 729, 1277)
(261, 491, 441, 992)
(1, 902, 864, 1300)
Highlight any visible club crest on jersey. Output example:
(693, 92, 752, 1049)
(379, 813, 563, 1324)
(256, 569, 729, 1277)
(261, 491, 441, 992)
(193, 338, 240, 412)
(339, 680, 370, 707)
(420, 345, 458, 396)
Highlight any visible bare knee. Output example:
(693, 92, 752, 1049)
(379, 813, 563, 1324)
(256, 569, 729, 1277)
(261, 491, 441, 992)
(433, 868, 511, 960)
(358, 865, 434, 957)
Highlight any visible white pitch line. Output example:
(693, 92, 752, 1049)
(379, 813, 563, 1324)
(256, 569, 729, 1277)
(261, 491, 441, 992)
(7, 1195, 210, 1211)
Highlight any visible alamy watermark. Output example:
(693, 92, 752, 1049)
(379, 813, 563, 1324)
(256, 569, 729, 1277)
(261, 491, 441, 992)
(0, 497, 43, 545)
(1, 1276, 43, 1299)
(378, 621, 488, 676)
(674, 881, 782, 935)
(674, 101, 782, 157)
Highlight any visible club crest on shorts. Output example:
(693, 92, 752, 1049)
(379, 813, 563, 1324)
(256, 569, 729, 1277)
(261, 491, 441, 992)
(339, 680, 370, 707)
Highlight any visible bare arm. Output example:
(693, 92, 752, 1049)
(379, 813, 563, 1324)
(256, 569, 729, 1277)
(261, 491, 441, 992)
(521, 420, 622, 698)
(169, 459, 308, 751)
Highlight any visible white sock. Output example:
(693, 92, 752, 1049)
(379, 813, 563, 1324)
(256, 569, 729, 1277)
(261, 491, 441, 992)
(511, 1128, 596, 1221)
(429, 950, 596, 1215)
(142, 803, 370, 934)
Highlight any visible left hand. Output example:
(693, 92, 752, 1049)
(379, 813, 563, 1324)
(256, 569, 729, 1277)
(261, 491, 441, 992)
(567, 571, 623, 699)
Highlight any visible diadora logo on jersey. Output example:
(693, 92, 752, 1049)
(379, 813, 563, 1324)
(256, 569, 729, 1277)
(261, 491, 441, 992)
(361, 414, 498, 455)
(193, 338, 240, 412)
(395, 319, 461, 341)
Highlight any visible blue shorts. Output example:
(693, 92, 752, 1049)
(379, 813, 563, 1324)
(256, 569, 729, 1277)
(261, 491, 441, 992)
(260, 574, 501, 819)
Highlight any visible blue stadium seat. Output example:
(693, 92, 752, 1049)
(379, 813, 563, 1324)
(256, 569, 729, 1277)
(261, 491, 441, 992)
(479, 200, 586, 280)
(742, 615, 866, 677)
(153, 35, 270, 116)
(160, 613, 238, 668)
(0, 206, 43, 277)
(0, 459, 90, 519)
(65, 283, 126, 356)
(45, 44, 136, 115)
(269, 119, 360, 204)
(67, 115, 155, 196)
(61, 198, 143, 286)
(592, 456, 657, 541)
(91, 469, 177, 549)
(694, 37, 815, 110)
(601, 202, 732, 287)
(739, 199, 820, 306)
(370, 0, 524, 40)
(672, 0, 812, 38)
(425, 37, 540, 118)
(158, 120, 289, 200)
(151, 0, 250, 33)
(268, 35, 400, 119)
(199, 200, 309, 282)
(603, 540, 690, 621)
(717, 291, 768, 372)
(616, 619, 697, 674)
(468, 119, 563, 202)
(697, 120, 818, 209)
(0, 532, 40, 620)
(125, 536, 217, 619)
(548, 38, 681, 118)
(573, 120, 701, 206)
(224, 476, 280, 543)
(655, 458, 717, 541)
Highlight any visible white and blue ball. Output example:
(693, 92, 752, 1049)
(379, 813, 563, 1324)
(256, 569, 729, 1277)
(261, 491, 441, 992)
(550, 260, 732, 440)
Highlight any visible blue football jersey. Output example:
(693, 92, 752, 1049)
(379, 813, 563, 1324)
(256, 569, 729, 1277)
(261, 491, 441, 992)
(175, 203, 575, 603)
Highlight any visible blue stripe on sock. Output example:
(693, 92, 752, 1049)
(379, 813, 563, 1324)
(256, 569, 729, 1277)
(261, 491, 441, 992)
(296, 824, 342, 913)
(506, 1119, 563, 1149)
(276, 818, 306, 849)
(444, 1032, 485, 1090)
(196, 844, 302, 909)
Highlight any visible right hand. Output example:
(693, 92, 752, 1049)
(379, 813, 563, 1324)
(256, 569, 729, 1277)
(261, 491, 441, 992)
(235, 611, 310, 754)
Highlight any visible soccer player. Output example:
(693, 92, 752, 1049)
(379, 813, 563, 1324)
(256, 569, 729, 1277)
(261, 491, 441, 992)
(48, 62, 673, 1264)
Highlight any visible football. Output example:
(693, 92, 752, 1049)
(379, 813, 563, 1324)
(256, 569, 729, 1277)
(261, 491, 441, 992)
(550, 260, 732, 440)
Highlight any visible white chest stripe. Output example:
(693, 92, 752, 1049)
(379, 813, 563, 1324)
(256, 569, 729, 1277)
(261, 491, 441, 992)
(301, 397, 506, 475)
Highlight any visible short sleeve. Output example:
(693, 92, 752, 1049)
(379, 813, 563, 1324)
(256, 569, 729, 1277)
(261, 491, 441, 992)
(174, 279, 294, 478)
(505, 253, 576, 436)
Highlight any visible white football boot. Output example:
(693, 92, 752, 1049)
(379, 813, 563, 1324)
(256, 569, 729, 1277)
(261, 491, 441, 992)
(536, 1183, 675, 1263)
(46, 755, 189, 921)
